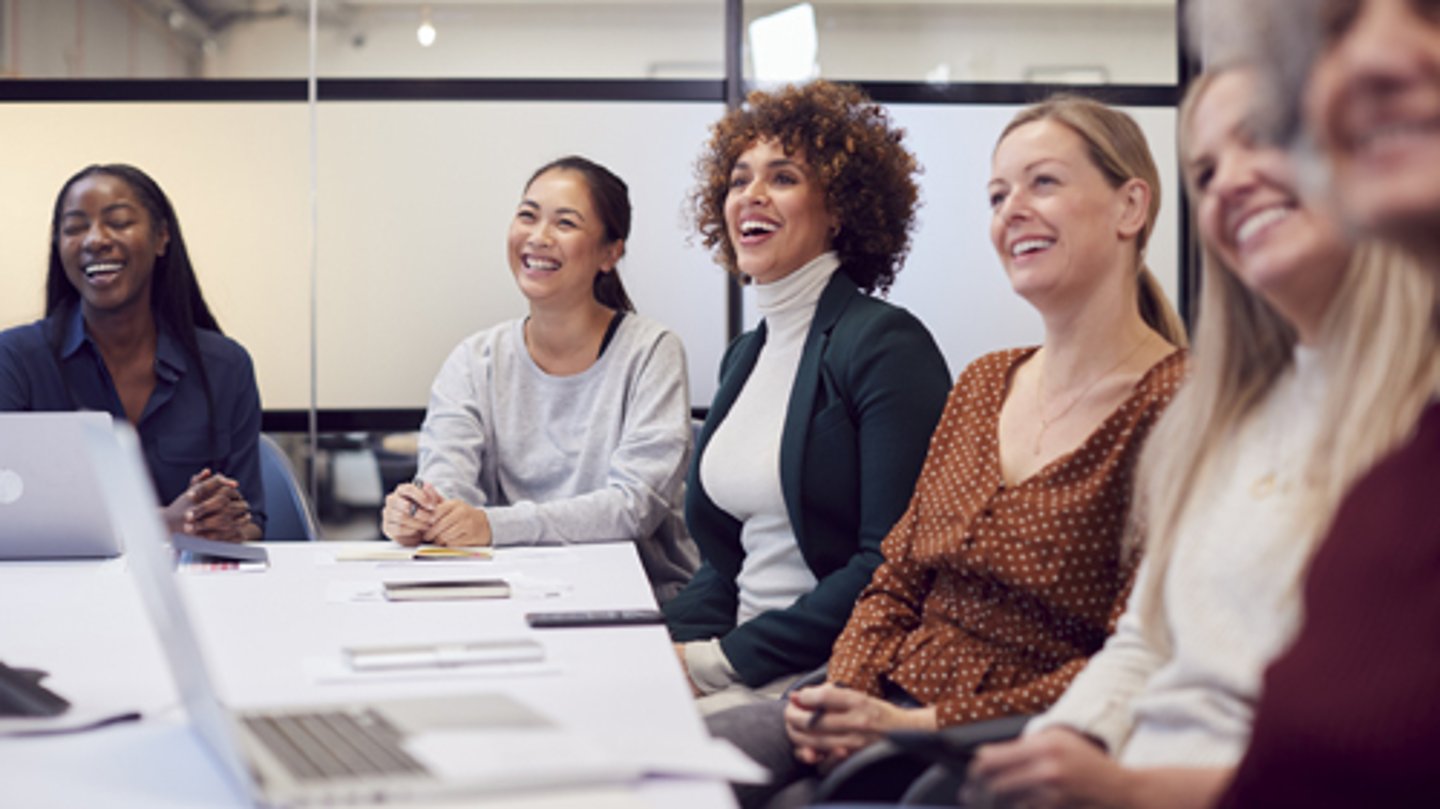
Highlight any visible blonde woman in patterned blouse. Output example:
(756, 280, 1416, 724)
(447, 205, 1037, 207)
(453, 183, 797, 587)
(706, 96, 1186, 808)
(965, 66, 1440, 809)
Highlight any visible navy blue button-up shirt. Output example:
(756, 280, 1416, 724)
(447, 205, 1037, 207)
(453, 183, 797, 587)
(0, 306, 266, 532)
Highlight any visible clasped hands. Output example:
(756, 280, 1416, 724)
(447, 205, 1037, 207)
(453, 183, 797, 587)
(163, 468, 259, 543)
(784, 689, 1129, 808)
(783, 682, 938, 769)
(382, 481, 492, 547)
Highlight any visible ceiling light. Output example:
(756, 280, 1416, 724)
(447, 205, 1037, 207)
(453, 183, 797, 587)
(749, 3, 818, 85)
(417, 6, 437, 48)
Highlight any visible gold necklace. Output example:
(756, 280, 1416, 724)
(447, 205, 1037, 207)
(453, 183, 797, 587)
(1249, 472, 1282, 499)
(1032, 338, 1148, 456)
(1249, 399, 1299, 500)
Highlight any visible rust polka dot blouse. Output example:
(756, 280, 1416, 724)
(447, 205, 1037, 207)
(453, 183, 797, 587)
(827, 347, 1186, 728)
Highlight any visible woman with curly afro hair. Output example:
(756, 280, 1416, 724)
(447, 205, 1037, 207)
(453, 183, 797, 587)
(706, 95, 1190, 808)
(663, 80, 952, 715)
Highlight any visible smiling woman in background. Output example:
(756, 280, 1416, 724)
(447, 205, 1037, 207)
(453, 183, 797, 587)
(663, 80, 952, 714)
(709, 96, 1186, 809)
(1212, 1, 1440, 805)
(965, 64, 1440, 809)
(380, 155, 697, 605)
(0, 163, 265, 542)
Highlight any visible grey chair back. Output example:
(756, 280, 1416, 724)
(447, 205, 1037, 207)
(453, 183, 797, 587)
(258, 434, 318, 541)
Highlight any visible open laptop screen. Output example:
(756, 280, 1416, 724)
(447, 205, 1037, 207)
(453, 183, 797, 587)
(85, 420, 263, 805)
(0, 412, 123, 560)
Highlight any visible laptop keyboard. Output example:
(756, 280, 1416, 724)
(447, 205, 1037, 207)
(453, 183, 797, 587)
(242, 709, 428, 782)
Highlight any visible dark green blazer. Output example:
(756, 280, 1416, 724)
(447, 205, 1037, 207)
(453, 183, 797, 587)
(665, 270, 951, 687)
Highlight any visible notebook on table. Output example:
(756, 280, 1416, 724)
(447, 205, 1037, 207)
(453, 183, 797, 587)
(87, 421, 641, 807)
(0, 411, 123, 560)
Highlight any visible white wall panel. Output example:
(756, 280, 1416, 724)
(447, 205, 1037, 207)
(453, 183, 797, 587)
(0, 99, 1177, 413)
(0, 100, 728, 411)
(0, 103, 312, 408)
(314, 100, 727, 409)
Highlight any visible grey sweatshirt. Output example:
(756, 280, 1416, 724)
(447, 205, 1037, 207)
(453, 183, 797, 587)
(417, 314, 698, 603)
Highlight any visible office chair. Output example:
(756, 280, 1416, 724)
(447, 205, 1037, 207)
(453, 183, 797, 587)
(810, 714, 1032, 805)
(258, 434, 319, 541)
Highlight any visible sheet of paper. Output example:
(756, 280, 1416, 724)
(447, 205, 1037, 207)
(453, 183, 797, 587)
(324, 580, 387, 603)
(407, 728, 767, 787)
(504, 571, 572, 599)
(493, 548, 578, 564)
(619, 736, 770, 784)
(328, 548, 415, 563)
(404, 728, 644, 793)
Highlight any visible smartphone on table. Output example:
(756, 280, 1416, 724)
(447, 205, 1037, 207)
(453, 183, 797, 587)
(382, 578, 510, 601)
(524, 609, 666, 628)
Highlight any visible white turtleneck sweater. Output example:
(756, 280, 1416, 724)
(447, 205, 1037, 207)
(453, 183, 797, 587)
(1028, 345, 1329, 767)
(685, 252, 840, 691)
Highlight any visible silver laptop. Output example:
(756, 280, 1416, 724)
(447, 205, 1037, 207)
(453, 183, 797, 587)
(87, 422, 639, 807)
(0, 412, 123, 560)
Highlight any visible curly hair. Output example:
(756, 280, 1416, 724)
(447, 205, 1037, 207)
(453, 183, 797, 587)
(690, 80, 920, 295)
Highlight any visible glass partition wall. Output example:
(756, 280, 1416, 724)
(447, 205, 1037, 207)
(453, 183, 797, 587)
(0, 0, 1184, 540)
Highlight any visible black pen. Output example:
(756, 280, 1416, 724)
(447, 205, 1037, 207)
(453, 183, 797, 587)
(406, 477, 425, 517)
(806, 680, 850, 730)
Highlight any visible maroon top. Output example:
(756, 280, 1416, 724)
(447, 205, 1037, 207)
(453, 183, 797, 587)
(1218, 401, 1440, 808)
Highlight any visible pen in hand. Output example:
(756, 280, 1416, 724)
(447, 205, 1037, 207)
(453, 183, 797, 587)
(807, 680, 850, 730)
(407, 477, 425, 517)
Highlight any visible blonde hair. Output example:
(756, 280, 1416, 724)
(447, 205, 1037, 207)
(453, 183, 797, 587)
(999, 96, 1188, 347)
(1131, 67, 1440, 654)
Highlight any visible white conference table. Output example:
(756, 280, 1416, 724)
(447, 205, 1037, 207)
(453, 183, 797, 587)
(0, 541, 738, 809)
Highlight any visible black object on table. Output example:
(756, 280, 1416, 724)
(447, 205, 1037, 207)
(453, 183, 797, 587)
(0, 660, 70, 717)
